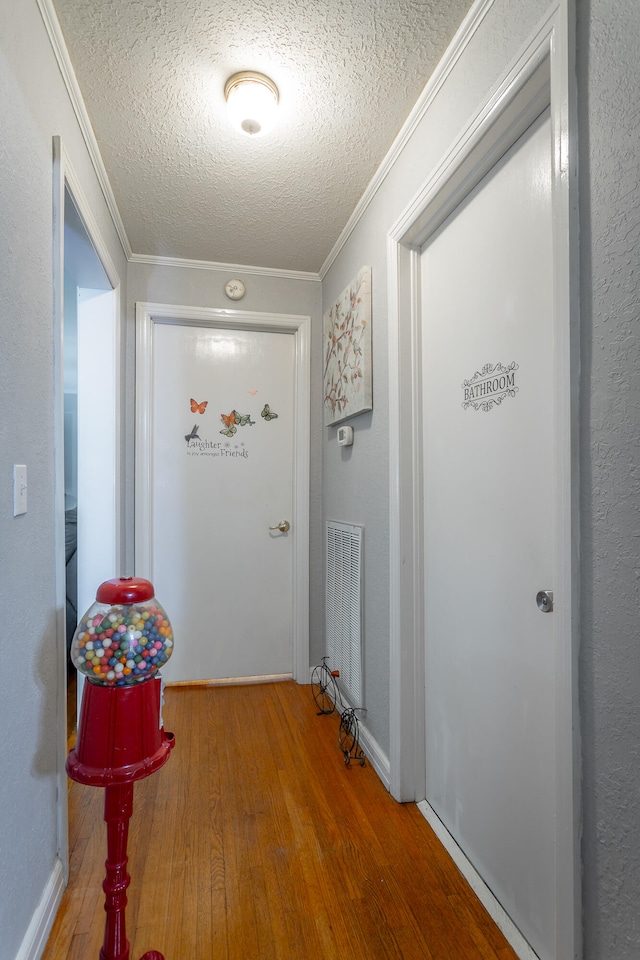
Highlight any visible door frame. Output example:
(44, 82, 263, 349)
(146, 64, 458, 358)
(53, 137, 123, 879)
(386, 6, 579, 960)
(135, 301, 311, 683)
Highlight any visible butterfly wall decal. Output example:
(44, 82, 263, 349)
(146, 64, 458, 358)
(219, 409, 255, 437)
(261, 404, 278, 421)
(190, 398, 208, 414)
(185, 424, 200, 443)
(220, 410, 236, 428)
(220, 410, 237, 437)
(232, 410, 255, 427)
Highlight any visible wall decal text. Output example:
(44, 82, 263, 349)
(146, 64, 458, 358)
(462, 362, 519, 412)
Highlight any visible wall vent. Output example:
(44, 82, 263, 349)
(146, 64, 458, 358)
(326, 520, 363, 705)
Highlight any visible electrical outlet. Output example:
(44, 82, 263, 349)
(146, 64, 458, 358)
(13, 464, 27, 516)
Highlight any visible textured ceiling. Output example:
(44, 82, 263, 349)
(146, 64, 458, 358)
(52, 0, 472, 273)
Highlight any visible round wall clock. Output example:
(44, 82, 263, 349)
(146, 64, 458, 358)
(224, 278, 246, 301)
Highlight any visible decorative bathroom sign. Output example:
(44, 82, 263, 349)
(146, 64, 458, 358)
(462, 362, 519, 411)
(323, 266, 372, 426)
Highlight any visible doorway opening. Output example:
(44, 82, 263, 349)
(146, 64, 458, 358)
(53, 138, 122, 877)
(62, 188, 117, 736)
(134, 302, 311, 686)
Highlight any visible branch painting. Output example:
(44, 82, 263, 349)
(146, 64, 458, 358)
(323, 266, 372, 426)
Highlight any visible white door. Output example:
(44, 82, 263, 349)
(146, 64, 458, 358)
(138, 313, 303, 684)
(421, 110, 557, 958)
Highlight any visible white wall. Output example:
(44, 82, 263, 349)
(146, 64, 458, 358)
(0, 2, 127, 956)
(126, 262, 324, 663)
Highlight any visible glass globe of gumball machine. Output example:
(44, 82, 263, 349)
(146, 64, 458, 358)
(67, 578, 176, 960)
(71, 579, 173, 687)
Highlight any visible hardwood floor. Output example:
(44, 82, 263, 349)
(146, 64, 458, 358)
(44, 681, 518, 960)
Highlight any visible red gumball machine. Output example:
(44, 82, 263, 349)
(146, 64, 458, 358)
(67, 577, 176, 960)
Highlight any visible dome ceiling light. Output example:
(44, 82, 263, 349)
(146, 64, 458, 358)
(224, 71, 279, 137)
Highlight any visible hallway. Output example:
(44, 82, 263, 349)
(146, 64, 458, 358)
(44, 681, 518, 959)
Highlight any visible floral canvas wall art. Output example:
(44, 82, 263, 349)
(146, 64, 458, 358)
(323, 266, 372, 426)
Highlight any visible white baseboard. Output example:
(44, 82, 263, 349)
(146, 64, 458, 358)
(14, 858, 65, 960)
(417, 801, 539, 960)
(357, 722, 391, 791)
(166, 673, 293, 687)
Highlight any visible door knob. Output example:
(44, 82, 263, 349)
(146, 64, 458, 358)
(536, 590, 554, 613)
(269, 520, 290, 533)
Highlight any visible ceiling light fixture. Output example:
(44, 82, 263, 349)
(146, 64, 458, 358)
(224, 71, 279, 137)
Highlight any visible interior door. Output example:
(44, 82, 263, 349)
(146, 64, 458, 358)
(421, 110, 557, 959)
(144, 320, 294, 683)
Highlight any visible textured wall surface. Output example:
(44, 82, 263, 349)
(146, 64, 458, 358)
(51, 0, 472, 271)
(578, 0, 640, 956)
(0, 3, 127, 956)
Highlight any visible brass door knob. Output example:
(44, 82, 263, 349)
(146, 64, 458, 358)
(269, 520, 290, 533)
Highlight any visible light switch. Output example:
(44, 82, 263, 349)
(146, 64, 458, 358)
(13, 464, 27, 516)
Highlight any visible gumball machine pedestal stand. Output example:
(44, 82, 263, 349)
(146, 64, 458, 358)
(66, 579, 176, 960)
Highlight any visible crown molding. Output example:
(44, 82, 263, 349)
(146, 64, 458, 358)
(128, 253, 320, 282)
(318, 0, 496, 280)
(36, 0, 132, 260)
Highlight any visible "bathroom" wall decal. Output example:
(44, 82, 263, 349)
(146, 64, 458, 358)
(462, 362, 519, 412)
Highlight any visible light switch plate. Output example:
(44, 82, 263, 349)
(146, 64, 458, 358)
(13, 464, 27, 516)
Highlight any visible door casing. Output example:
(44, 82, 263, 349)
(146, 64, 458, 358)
(135, 302, 311, 684)
(387, 6, 580, 959)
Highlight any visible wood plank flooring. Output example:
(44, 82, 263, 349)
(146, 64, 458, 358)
(44, 681, 519, 960)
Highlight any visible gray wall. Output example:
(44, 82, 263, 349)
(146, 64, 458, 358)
(577, 1, 640, 957)
(0, 2, 128, 957)
(322, 0, 640, 955)
(322, 0, 551, 758)
(1, 0, 638, 957)
(125, 263, 324, 663)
